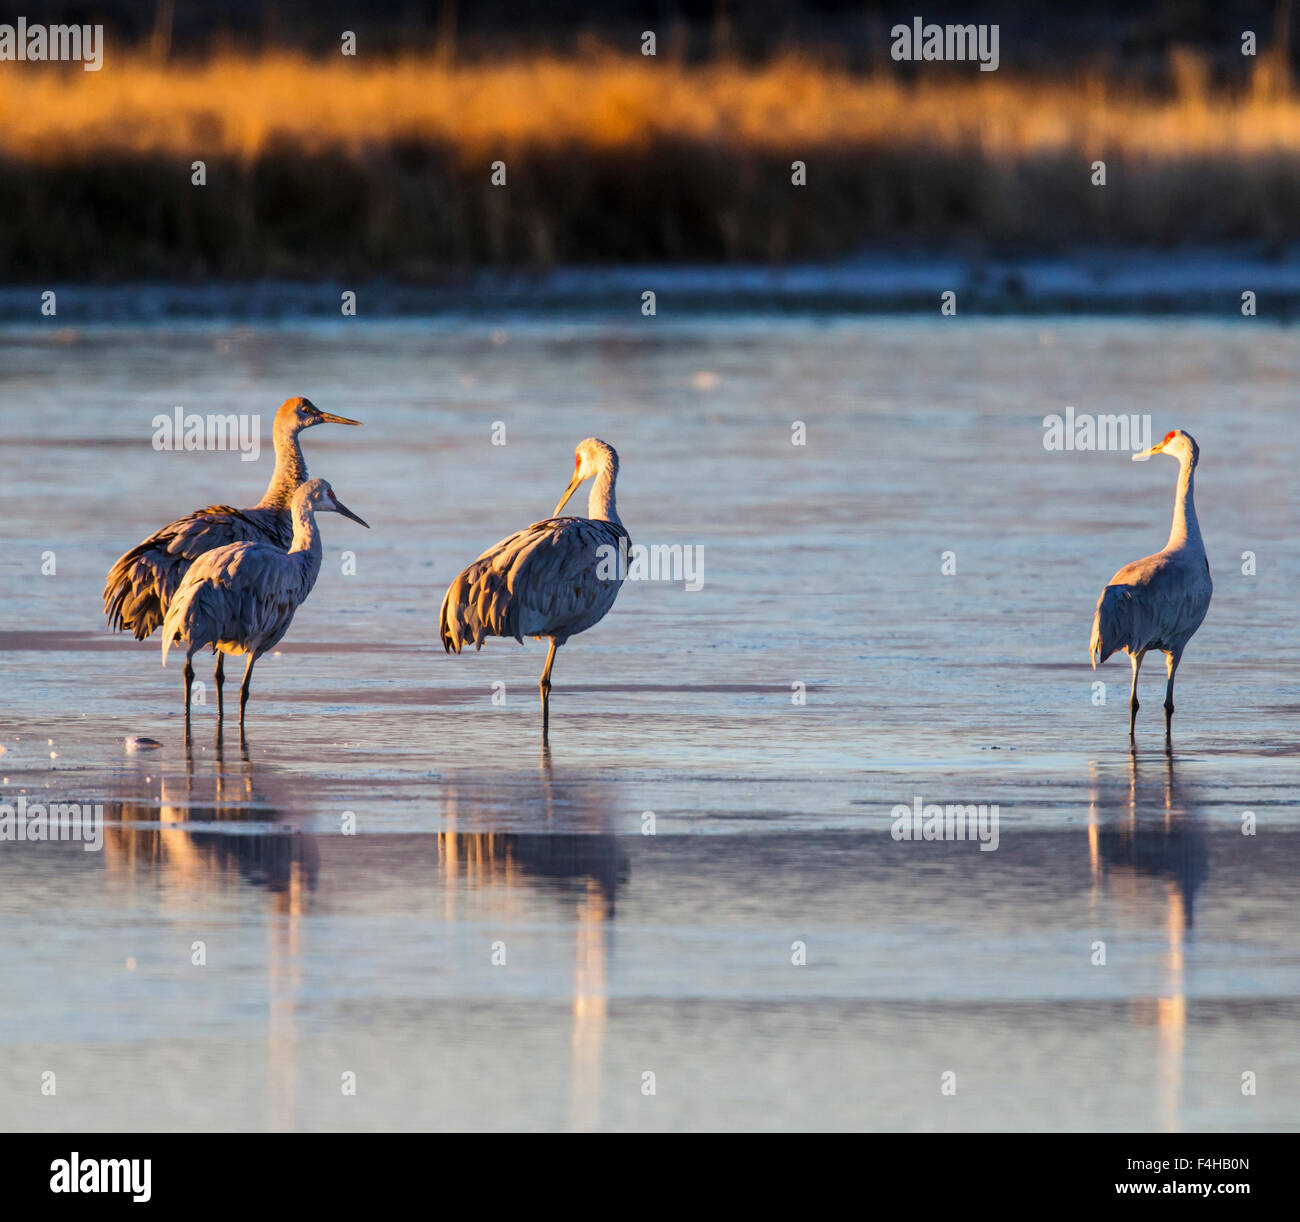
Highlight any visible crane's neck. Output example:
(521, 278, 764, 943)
(287, 503, 325, 590)
(587, 455, 622, 527)
(255, 421, 309, 510)
(1165, 451, 1203, 553)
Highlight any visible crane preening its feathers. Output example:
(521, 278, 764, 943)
(439, 437, 629, 743)
(1089, 429, 1212, 742)
(161, 478, 369, 736)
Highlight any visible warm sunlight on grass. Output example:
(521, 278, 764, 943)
(4, 53, 1300, 275)
(6, 52, 1300, 162)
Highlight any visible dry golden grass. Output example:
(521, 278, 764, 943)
(3, 53, 1299, 277)
(6, 52, 1300, 162)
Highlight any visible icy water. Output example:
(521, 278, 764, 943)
(0, 315, 1297, 1130)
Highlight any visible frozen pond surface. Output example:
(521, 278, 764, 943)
(0, 315, 1297, 1129)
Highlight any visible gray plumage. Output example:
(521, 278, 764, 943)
(1090, 429, 1212, 740)
(440, 516, 629, 648)
(161, 478, 369, 734)
(440, 438, 629, 741)
(104, 397, 361, 639)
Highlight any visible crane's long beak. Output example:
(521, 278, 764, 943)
(333, 498, 370, 528)
(1131, 442, 1163, 462)
(553, 473, 583, 517)
(318, 411, 363, 426)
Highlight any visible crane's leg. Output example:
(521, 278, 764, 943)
(539, 640, 559, 743)
(1128, 649, 1145, 740)
(1163, 647, 1183, 743)
(183, 656, 195, 739)
(214, 653, 225, 722)
(238, 653, 258, 738)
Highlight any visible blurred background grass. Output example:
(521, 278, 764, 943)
(5, 1, 1300, 278)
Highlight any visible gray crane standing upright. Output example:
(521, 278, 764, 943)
(440, 438, 630, 743)
(1090, 429, 1212, 742)
(161, 478, 369, 736)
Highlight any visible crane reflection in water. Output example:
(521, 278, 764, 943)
(436, 758, 628, 1131)
(1087, 749, 1209, 1131)
(100, 743, 627, 1131)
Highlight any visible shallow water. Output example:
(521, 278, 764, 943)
(1, 316, 1297, 1130)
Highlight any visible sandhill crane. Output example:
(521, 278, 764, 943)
(440, 438, 629, 743)
(105, 397, 360, 715)
(1090, 429, 1212, 742)
(161, 478, 368, 735)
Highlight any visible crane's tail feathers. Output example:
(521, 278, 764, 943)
(439, 563, 523, 654)
(159, 579, 215, 669)
(438, 577, 464, 654)
(159, 600, 186, 668)
(1090, 584, 1131, 670)
(104, 547, 176, 639)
